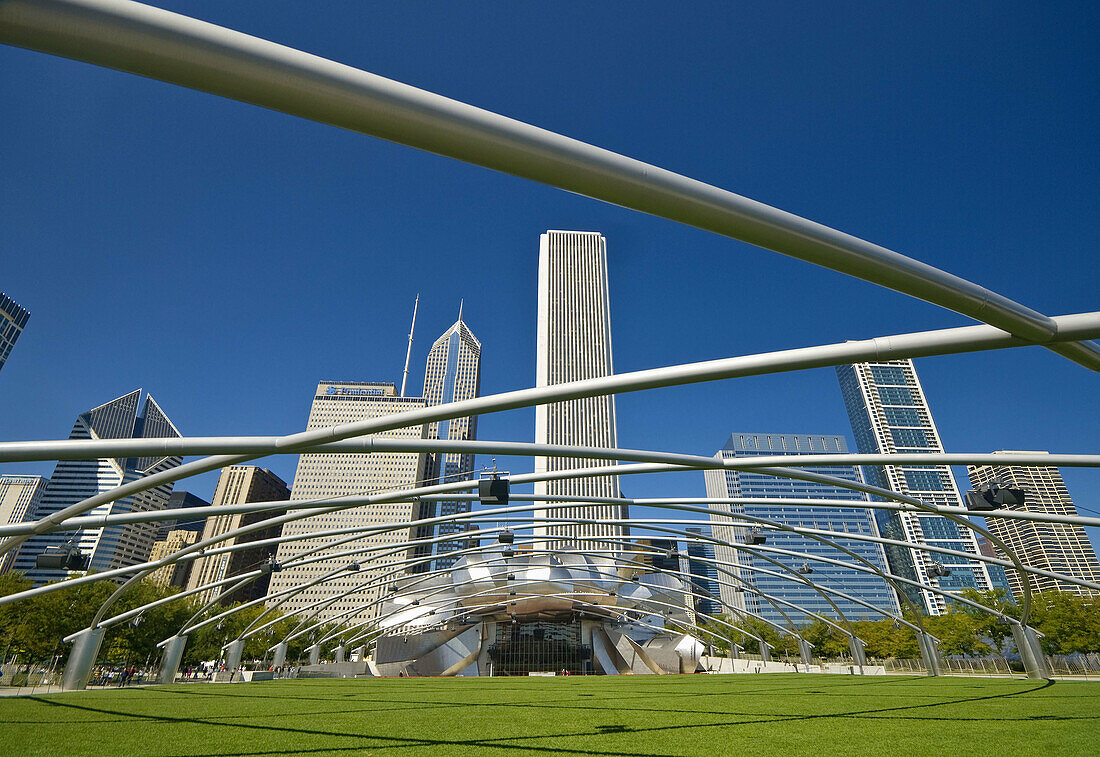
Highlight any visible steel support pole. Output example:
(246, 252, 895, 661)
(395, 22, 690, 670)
(308, 645, 320, 666)
(158, 634, 188, 684)
(916, 631, 942, 676)
(5, 0, 1100, 372)
(1011, 624, 1049, 679)
(224, 639, 244, 672)
(759, 640, 771, 662)
(271, 642, 288, 670)
(334, 644, 345, 664)
(848, 636, 867, 671)
(798, 639, 814, 667)
(62, 626, 105, 691)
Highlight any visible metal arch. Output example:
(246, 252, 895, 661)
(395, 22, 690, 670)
(342, 592, 753, 666)
(172, 504, 889, 640)
(2, 310, 1098, 561)
(1, 0, 1097, 372)
(745, 542, 1017, 626)
(74, 505, 1033, 672)
(62, 568, 268, 640)
(7, 436, 1100, 475)
(0, 427, 1063, 628)
(231, 508, 1021, 633)
(6, 448, 1085, 648)
(200, 531, 934, 666)
(6, 482, 1071, 645)
(321, 556, 783, 655)
(219, 546, 771, 658)
(154, 517, 869, 653)
(314, 541, 834, 646)
(193, 529, 807, 650)
(4, 484, 1098, 540)
(173, 514, 917, 650)
(0, 437, 1051, 624)
(0, 430, 1049, 541)
(0, 338, 1076, 636)
(0, 0, 1087, 673)
(14, 480, 1071, 632)
(340, 590, 751, 660)
(319, 546, 860, 649)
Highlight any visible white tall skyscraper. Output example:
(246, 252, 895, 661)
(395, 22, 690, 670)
(837, 360, 993, 614)
(267, 382, 428, 624)
(414, 310, 482, 571)
(12, 390, 182, 585)
(534, 230, 626, 551)
(0, 475, 48, 574)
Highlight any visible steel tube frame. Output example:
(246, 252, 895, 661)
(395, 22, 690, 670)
(1, 1, 1097, 372)
(321, 551, 859, 653)
(192, 529, 817, 648)
(2, 310, 1098, 560)
(183, 516, 934, 653)
(50, 491, 1065, 646)
(0, 442, 1053, 619)
(0, 0, 1090, 675)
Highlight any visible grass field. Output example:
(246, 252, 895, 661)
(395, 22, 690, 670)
(2, 674, 1098, 756)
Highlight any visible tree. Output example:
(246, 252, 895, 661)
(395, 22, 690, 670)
(848, 619, 919, 659)
(798, 620, 849, 657)
(926, 611, 992, 656)
(949, 588, 1018, 652)
(0, 572, 113, 663)
(1027, 592, 1100, 655)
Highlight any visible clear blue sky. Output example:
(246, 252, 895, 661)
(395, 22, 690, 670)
(1, 2, 1097, 551)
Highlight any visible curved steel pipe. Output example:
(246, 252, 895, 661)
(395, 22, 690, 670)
(3, 312, 1098, 562)
(1, 1, 1097, 372)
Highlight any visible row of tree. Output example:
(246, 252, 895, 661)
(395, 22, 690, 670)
(0, 573, 342, 669)
(694, 589, 1100, 658)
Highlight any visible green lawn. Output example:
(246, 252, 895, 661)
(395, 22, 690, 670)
(1, 674, 1097, 756)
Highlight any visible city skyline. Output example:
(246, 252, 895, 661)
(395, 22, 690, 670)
(1, 2, 1097, 561)
(0, 5, 1097, 704)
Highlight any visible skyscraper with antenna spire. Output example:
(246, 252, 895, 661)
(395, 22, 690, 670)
(412, 303, 482, 571)
(400, 294, 419, 397)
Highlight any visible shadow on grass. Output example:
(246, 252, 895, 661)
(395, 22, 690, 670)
(15, 677, 1065, 757)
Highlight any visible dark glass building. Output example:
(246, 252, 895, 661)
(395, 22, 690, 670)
(0, 292, 30, 374)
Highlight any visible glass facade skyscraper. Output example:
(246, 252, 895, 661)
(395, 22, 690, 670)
(12, 390, 182, 585)
(836, 360, 993, 614)
(0, 292, 30, 374)
(414, 312, 482, 572)
(704, 433, 900, 626)
(684, 527, 722, 617)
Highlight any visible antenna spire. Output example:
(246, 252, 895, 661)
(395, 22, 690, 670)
(458, 298, 463, 323)
(400, 293, 419, 397)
